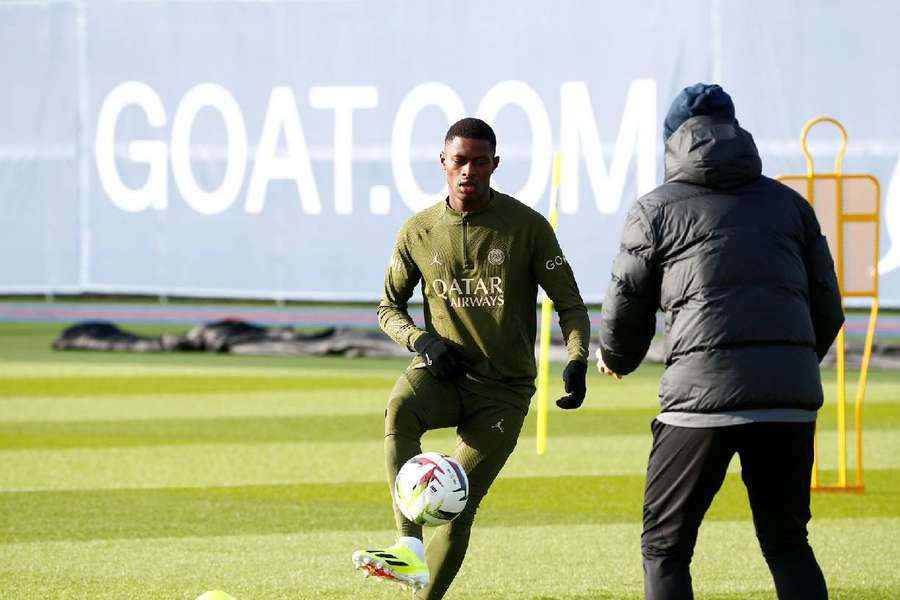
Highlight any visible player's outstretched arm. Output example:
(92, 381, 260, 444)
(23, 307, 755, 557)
(532, 219, 591, 409)
(377, 228, 426, 351)
(598, 202, 659, 377)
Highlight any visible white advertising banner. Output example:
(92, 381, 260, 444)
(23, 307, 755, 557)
(2, 1, 899, 302)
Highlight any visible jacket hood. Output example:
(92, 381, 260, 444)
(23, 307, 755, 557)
(664, 116, 762, 188)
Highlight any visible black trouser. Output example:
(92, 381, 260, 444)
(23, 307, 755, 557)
(642, 420, 827, 600)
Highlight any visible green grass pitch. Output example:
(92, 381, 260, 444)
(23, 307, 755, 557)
(1, 322, 899, 599)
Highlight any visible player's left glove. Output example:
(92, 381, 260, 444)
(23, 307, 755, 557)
(556, 360, 587, 409)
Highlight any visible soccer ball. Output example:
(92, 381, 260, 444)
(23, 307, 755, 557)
(394, 452, 469, 526)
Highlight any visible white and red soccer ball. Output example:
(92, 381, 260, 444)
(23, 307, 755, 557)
(394, 452, 469, 526)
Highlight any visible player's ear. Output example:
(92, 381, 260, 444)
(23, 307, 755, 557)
(492, 155, 500, 172)
(440, 151, 447, 171)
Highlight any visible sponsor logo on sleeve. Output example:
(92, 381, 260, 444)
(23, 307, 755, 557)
(545, 255, 567, 270)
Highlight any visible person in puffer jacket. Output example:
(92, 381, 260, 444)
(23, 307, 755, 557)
(597, 83, 843, 600)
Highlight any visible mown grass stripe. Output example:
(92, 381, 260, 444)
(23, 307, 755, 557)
(2, 401, 897, 449)
(0, 436, 641, 491)
(0, 415, 385, 449)
(0, 374, 397, 397)
(1, 471, 898, 544)
(3, 430, 899, 491)
(0, 410, 657, 449)
(0, 391, 390, 423)
(3, 395, 897, 429)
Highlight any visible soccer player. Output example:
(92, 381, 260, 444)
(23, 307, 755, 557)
(352, 118, 591, 598)
(596, 84, 843, 599)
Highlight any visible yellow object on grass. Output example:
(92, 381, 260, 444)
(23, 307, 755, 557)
(777, 116, 880, 492)
(536, 153, 562, 455)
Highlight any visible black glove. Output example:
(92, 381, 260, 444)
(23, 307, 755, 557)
(556, 360, 587, 409)
(413, 333, 467, 380)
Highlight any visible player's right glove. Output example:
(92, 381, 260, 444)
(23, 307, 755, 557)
(413, 333, 467, 380)
(556, 360, 587, 409)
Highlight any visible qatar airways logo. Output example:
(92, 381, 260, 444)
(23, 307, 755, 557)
(93, 79, 657, 216)
(432, 277, 504, 308)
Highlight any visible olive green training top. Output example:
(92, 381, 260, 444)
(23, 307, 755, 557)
(377, 190, 591, 411)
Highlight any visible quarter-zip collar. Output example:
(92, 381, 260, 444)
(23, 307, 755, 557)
(442, 189, 496, 223)
(443, 189, 498, 270)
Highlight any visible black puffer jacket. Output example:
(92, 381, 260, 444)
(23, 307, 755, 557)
(599, 115, 844, 414)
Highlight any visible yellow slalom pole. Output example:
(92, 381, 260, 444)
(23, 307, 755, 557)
(836, 327, 847, 487)
(833, 130, 848, 489)
(855, 299, 878, 487)
(536, 152, 562, 455)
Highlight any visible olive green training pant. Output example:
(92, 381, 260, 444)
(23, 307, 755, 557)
(384, 367, 527, 600)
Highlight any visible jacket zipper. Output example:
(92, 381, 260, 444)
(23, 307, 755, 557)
(462, 215, 471, 269)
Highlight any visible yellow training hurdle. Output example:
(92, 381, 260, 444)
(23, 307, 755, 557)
(777, 117, 880, 492)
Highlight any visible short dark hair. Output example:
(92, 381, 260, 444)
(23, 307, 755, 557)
(444, 118, 496, 153)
